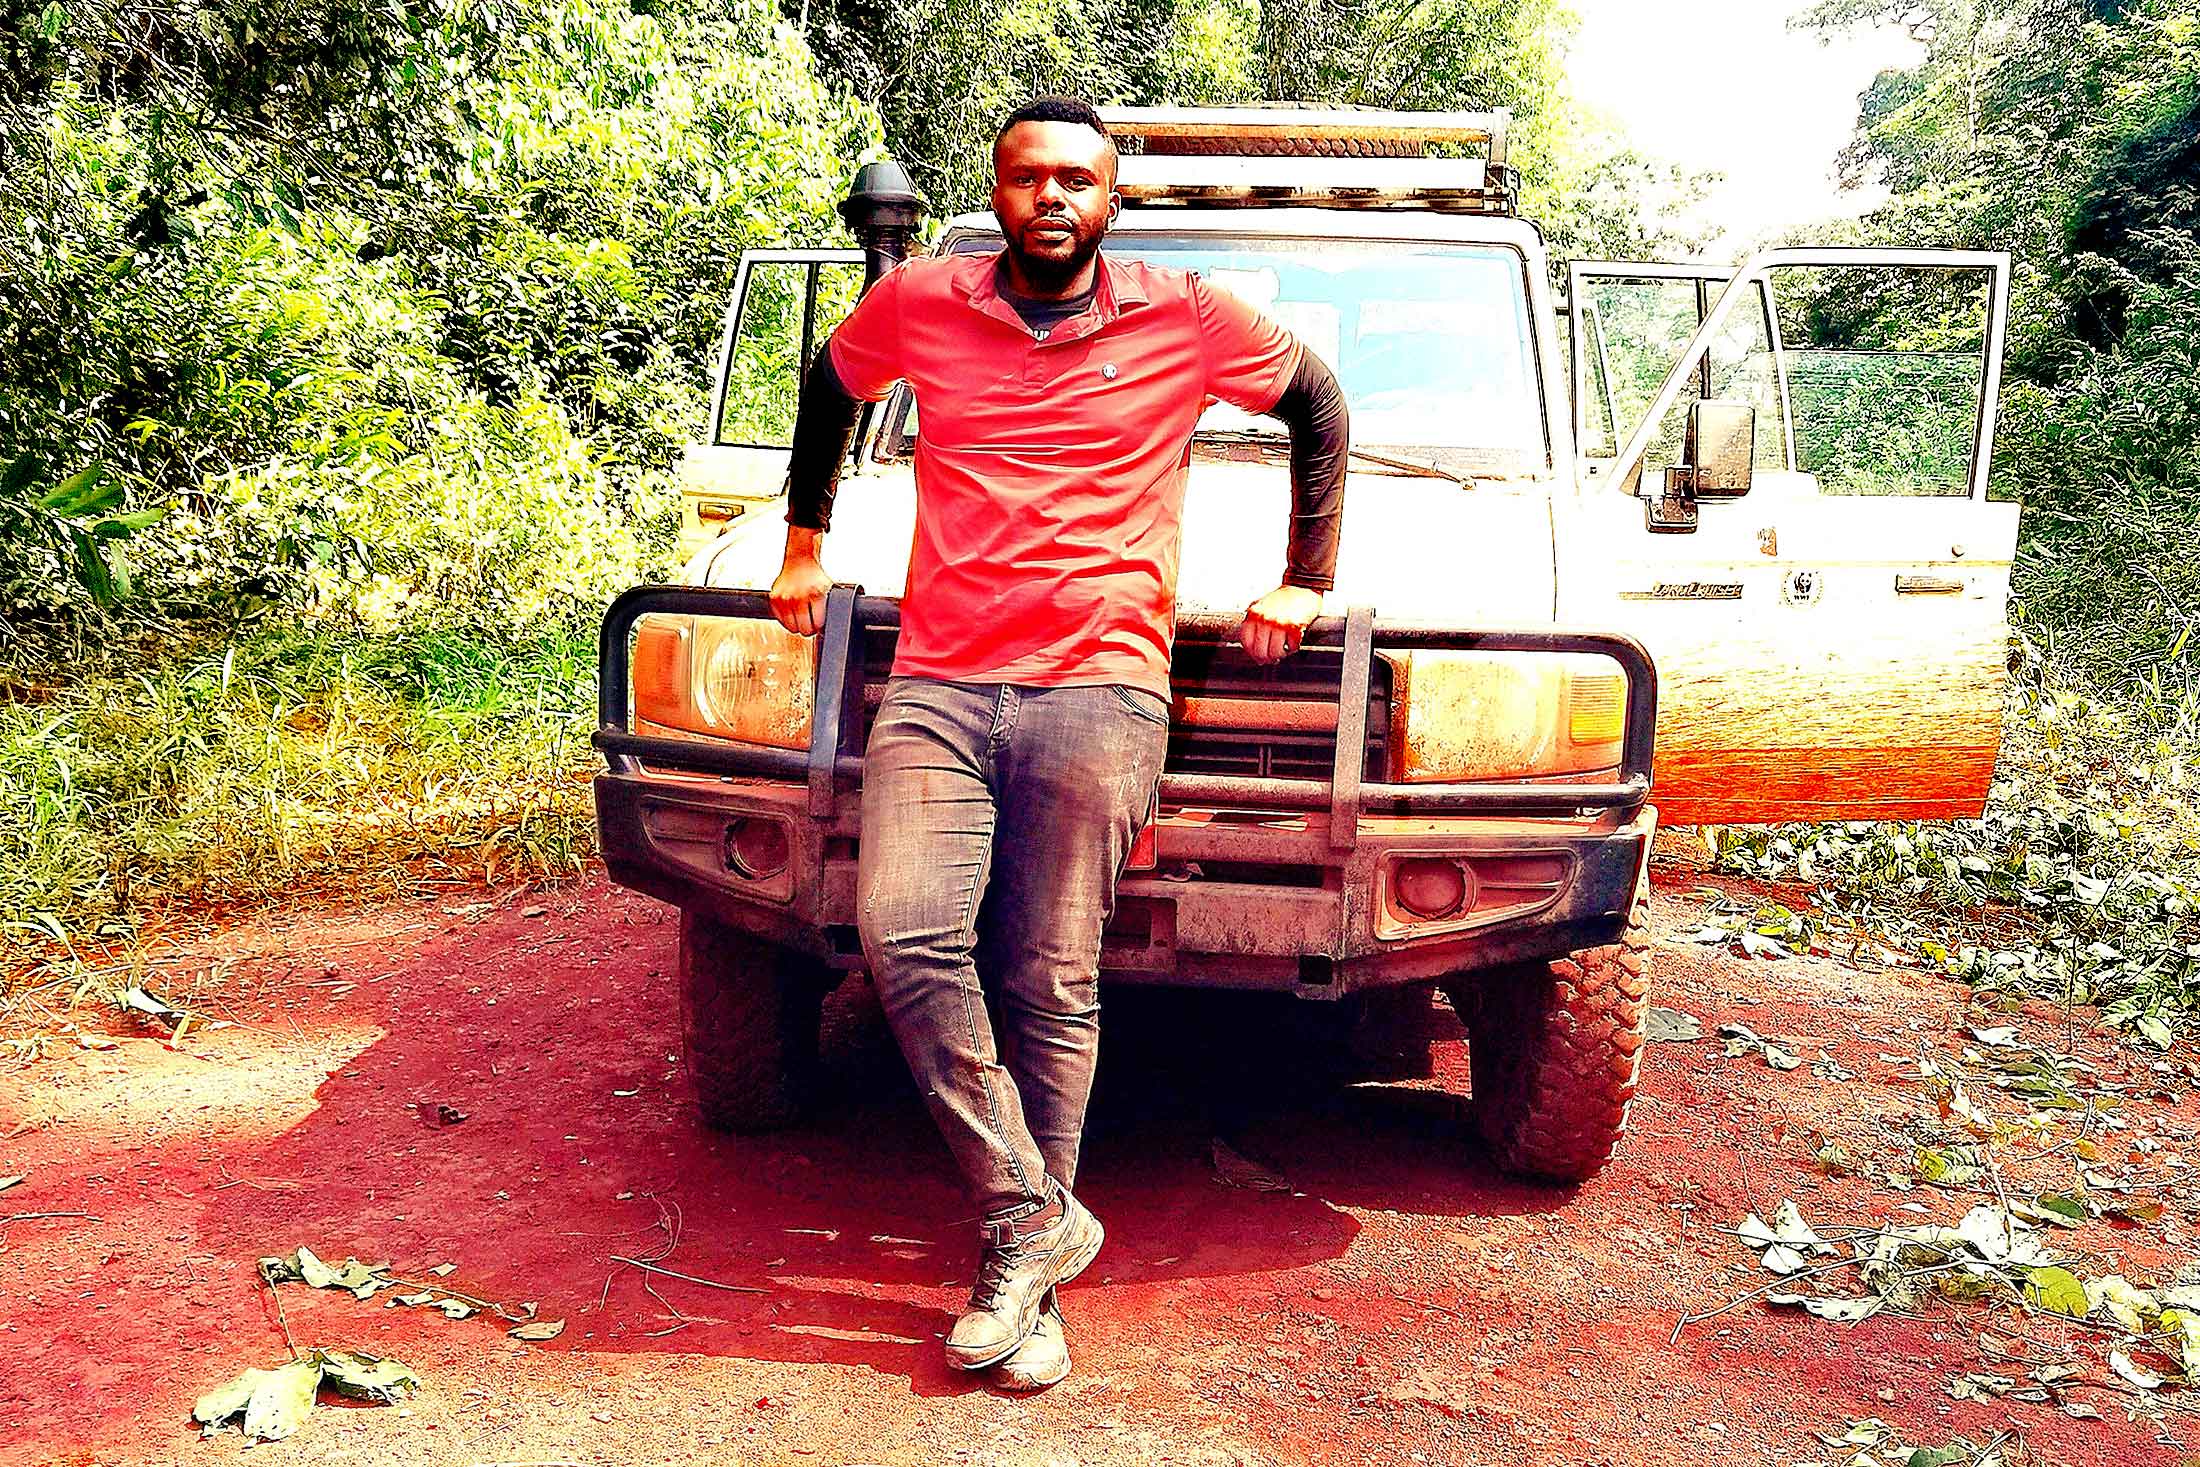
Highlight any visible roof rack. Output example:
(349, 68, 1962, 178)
(1108, 103, 1504, 161)
(1096, 106, 1515, 216)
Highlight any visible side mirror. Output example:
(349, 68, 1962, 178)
(1688, 400, 1755, 498)
(1646, 400, 1755, 533)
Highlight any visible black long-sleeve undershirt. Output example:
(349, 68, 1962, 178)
(784, 347, 1349, 594)
(784, 351, 864, 531)
(1267, 351, 1347, 593)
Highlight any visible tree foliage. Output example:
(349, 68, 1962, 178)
(1798, 0, 2198, 328)
(787, 0, 1707, 263)
(1799, 0, 2200, 684)
(1, 0, 875, 633)
(794, 0, 1192, 212)
(2068, 95, 2200, 345)
(2, 0, 1714, 635)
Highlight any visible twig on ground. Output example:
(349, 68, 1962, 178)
(600, 1196, 767, 1304)
(0, 1211, 98, 1224)
(1669, 1254, 1874, 1344)
(384, 1274, 534, 1324)
(213, 1161, 305, 1192)
(1671, 1253, 1992, 1346)
(259, 1261, 299, 1360)
(605, 1256, 769, 1295)
(601, 1195, 681, 1308)
(1975, 1330, 2078, 1368)
(641, 1278, 692, 1337)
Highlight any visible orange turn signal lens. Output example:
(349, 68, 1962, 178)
(1565, 671, 1626, 748)
(632, 615, 692, 728)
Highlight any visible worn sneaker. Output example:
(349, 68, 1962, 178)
(990, 1293, 1069, 1392)
(944, 1191, 1103, 1371)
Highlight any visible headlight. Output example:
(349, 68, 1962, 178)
(1386, 651, 1626, 781)
(631, 613, 816, 751)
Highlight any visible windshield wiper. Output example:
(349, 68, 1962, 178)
(1190, 428, 1471, 487)
(1344, 446, 1475, 485)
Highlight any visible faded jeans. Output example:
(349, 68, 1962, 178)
(857, 677, 1168, 1222)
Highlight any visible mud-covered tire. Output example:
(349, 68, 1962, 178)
(677, 910, 827, 1133)
(1445, 885, 1650, 1182)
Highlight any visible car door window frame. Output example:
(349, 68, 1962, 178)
(1600, 247, 2011, 503)
(1566, 259, 1797, 478)
(708, 248, 866, 450)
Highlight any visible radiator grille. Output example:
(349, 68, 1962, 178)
(1164, 638, 1390, 782)
(852, 625, 1390, 784)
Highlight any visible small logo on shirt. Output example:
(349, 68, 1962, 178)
(1100, 363, 1119, 380)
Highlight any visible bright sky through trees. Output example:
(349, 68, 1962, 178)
(1567, 0, 1923, 251)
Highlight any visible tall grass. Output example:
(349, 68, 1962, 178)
(1, 626, 601, 996)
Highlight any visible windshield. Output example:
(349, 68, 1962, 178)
(1129, 238, 1546, 474)
(921, 234, 1549, 478)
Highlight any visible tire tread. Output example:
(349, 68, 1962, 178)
(1448, 887, 1651, 1183)
(677, 911, 824, 1133)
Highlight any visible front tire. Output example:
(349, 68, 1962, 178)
(676, 910, 828, 1133)
(1445, 884, 1650, 1182)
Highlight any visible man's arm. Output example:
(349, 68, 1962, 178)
(1239, 351, 1349, 662)
(770, 353, 863, 636)
(767, 263, 909, 635)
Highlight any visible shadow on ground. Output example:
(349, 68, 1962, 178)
(191, 900, 1563, 1395)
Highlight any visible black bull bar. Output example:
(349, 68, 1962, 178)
(594, 585, 1657, 846)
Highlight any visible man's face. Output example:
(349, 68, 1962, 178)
(991, 120, 1119, 292)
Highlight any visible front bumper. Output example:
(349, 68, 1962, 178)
(597, 769, 1655, 997)
(593, 588, 1660, 998)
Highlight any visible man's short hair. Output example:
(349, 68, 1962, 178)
(995, 96, 1112, 150)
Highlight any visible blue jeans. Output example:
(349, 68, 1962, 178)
(856, 677, 1169, 1222)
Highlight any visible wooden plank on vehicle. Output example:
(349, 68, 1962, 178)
(1099, 106, 1506, 155)
(1117, 155, 1490, 195)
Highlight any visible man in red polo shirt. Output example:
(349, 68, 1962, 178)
(769, 97, 1348, 1390)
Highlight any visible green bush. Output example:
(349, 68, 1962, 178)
(2000, 249, 2200, 685)
(1, 0, 878, 636)
(0, 0, 884, 978)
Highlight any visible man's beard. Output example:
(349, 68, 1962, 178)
(1004, 218, 1105, 294)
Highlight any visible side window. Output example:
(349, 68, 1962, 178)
(715, 256, 865, 448)
(1570, 269, 1787, 480)
(1572, 301, 1617, 460)
(1769, 264, 1992, 497)
(1574, 275, 1702, 474)
(1705, 286, 1789, 472)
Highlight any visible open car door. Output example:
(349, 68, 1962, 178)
(676, 249, 866, 564)
(1558, 249, 2019, 823)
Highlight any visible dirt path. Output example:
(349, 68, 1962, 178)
(2, 863, 2192, 1466)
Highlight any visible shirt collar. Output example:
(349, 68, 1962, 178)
(955, 247, 1148, 342)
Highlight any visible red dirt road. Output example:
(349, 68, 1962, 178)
(2, 866, 2191, 1466)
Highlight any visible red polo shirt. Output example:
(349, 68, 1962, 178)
(826, 248, 1301, 697)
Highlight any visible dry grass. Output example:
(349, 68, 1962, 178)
(1, 624, 600, 1026)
